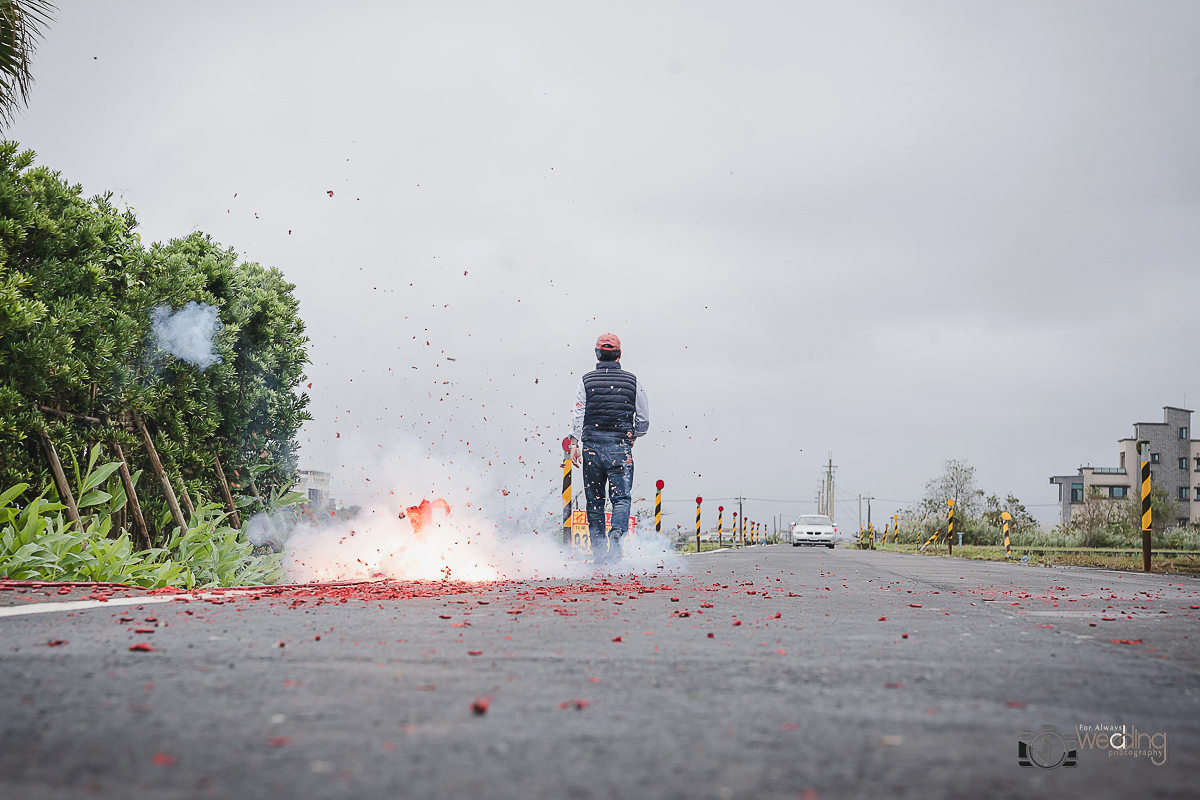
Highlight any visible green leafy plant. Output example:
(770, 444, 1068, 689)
(0, 473, 288, 587)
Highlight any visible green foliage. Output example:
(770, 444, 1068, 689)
(0, 1, 54, 127)
(0, 143, 310, 543)
(0, 473, 287, 586)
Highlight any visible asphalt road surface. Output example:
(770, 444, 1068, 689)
(2, 546, 1198, 799)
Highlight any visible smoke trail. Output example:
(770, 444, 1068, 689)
(150, 301, 223, 370)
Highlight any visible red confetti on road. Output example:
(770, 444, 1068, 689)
(471, 695, 493, 715)
(128, 642, 154, 652)
(152, 753, 176, 766)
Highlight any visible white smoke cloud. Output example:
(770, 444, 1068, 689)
(244, 512, 288, 549)
(282, 435, 682, 583)
(150, 301, 223, 370)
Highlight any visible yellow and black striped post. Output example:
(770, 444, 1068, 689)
(1141, 459, 1152, 572)
(1001, 511, 1012, 559)
(695, 496, 703, 553)
(717, 505, 724, 548)
(655, 479, 664, 535)
(946, 498, 955, 556)
(733, 512, 739, 547)
(893, 514, 899, 545)
(561, 447, 572, 548)
(882, 523, 889, 549)
(922, 529, 939, 549)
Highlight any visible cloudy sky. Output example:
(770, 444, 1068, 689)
(12, 1, 1200, 530)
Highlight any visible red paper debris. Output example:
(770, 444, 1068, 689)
(707, 632, 714, 638)
(559, 699, 590, 710)
(1008, 701, 1027, 708)
(268, 737, 294, 746)
(775, 649, 787, 655)
(612, 636, 622, 642)
(129, 642, 154, 652)
(878, 616, 887, 621)
(468, 650, 482, 656)
(732, 620, 742, 626)
(47, 640, 67, 647)
(152, 753, 176, 766)
(885, 682, 902, 689)
(909, 603, 922, 608)
(588, 676, 600, 683)
(471, 695, 493, 715)
(781, 723, 798, 731)
(1110, 639, 1143, 645)
(901, 633, 909, 639)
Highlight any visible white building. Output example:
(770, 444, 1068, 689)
(294, 469, 331, 506)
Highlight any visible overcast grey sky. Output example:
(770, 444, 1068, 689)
(12, 1, 1200, 529)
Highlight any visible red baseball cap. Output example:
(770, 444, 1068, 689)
(595, 333, 621, 350)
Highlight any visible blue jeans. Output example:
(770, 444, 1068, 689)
(581, 434, 634, 563)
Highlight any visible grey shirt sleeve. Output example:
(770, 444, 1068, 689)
(634, 378, 649, 437)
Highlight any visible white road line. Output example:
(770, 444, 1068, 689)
(0, 591, 259, 620)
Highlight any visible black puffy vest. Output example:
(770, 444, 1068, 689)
(582, 363, 637, 436)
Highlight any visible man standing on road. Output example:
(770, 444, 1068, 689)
(569, 333, 650, 565)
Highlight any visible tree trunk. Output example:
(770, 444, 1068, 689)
(212, 452, 241, 528)
(38, 430, 81, 529)
(179, 482, 195, 517)
(112, 442, 151, 550)
(132, 411, 189, 537)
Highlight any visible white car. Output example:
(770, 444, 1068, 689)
(790, 515, 836, 548)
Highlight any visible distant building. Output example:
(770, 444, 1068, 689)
(294, 469, 331, 506)
(1050, 406, 1197, 527)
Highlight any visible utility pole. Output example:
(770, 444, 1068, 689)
(858, 493, 862, 535)
(826, 453, 836, 523)
(737, 494, 744, 547)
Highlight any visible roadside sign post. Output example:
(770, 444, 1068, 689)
(1141, 459, 1152, 572)
(717, 506, 724, 548)
(1001, 511, 1012, 559)
(561, 437, 572, 547)
(695, 496, 703, 554)
(947, 499, 955, 556)
(655, 479, 664, 536)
